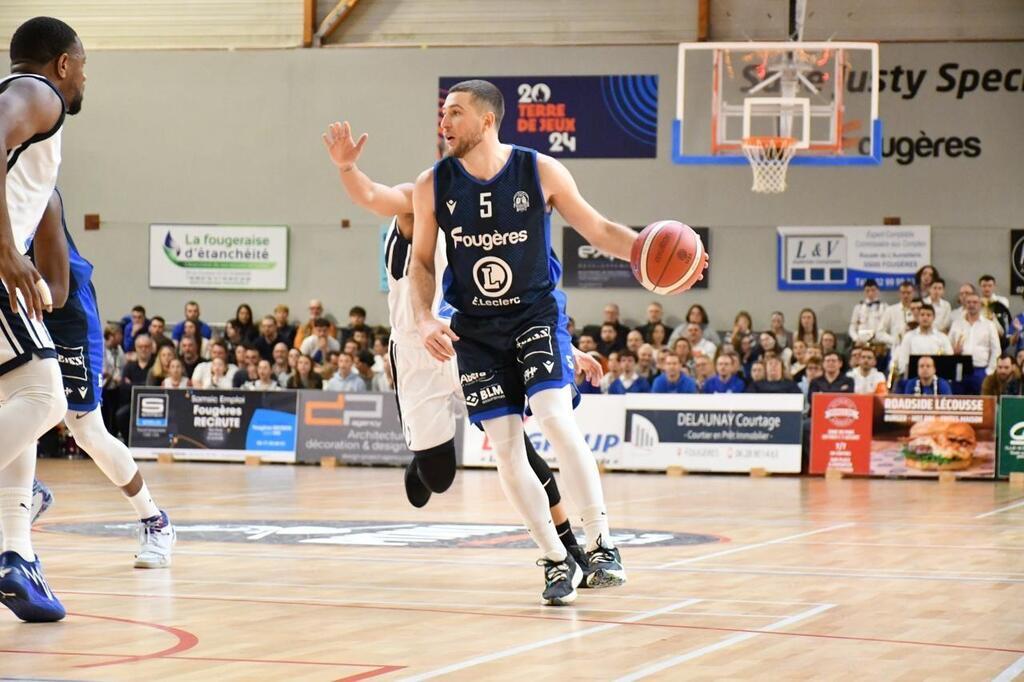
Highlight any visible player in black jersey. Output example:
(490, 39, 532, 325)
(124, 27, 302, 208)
(410, 80, 643, 605)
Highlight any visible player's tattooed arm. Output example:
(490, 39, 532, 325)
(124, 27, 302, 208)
(322, 121, 414, 234)
(0, 77, 63, 319)
(410, 168, 458, 362)
(31, 190, 69, 309)
(536, 153, 636, 262)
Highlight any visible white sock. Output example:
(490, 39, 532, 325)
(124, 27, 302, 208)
(128, 482, 160, 521)
(0, 486, 34, 561)
(530, 386, 613, 551)
(483, 415, 566, 562)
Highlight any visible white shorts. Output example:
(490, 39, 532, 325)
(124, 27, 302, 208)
(390, 339, 464, 452)
(0, 281, 56, 376)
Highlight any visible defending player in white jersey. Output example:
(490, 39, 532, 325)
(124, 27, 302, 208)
(322, 121, 605, 575)
(0, 16, 87, 622)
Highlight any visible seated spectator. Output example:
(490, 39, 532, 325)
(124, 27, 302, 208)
(244, 359, 282, 391)
(902, 355, 952, 395)
(300, 318, 341, 365)
(201, 357, 236, 389)
(583, 303, 630, 344)
(1006, 356, 1024, 396)
(758, 331, 791, 368)
(636, 344, 658, 381)
(684, 322, 716, 359)
(851, 346, 887, 394)
(576, 352, 604, 395)
(577, 332, 598, 355)
(178, 319, 210, 359)
(651, 353, 696, 393)
(606, 350, 650, 394)
(599, 351, 621, 393)
(235, 303, 259, 344)
(982, 354, 1017, 396)
(121, 305, 149, 353)
(693, 355, 715, 391)
(668, 304, 717, 349)
(102, 324, 126, 431)
(925, 278, 952, 333)
(274, 304, 296, 347)
(255, 315, 285, 361)
(371, 336, 388, 374)
(648, 322, 669, 351)
(120, 334, 155, 398)
(625, 329, 644, 354)
(820, 330, 839, 358)
(729, 310, 754, 352)
(673, 337, 695, 374)
(192, 340, 238, 388)
(876, 281, 917, 352)
(808, 351, 854, 398)
(162, 358, 190, 389)
(222, 318, 244, 355)
(148, 319, 172, 352)
(915, 264, 939, 297)
(789, 339, 808, 377)
(232, 342, 248, 371)
(747, 360, 766, 384)
(703, 355, 745, 394)
(287, 354, 324, 389)
(320, 351, 340, 382)
(355, 350, 377, 390)
(798, 357, 824, 401)
(325, 352, 366, 392)
(147, 345, 176, 386)
(373, 353, 394, 392)
(272, 342, 291, 386)
(747, 357, 801, 393)
(796, 307, 821, 346)
(294, 299, 336, 350)
(172, 300, 212, 342)
(792, 345, 822, 383)
(896, 304, 953, 376)
(233, 347, 262, 388)
(769, 311, 793, 349)
(635, 301, 664, 343)
(343, 339, 360, 356)
(738, 334, 757, 377)
(351, 327, 372, 352)
(848, 278, 887, 346)
(178, 336, 203, 378)
(596, 322, 626, 357)
(979, 274, 1010, 310)
(340, 305, 372, 347)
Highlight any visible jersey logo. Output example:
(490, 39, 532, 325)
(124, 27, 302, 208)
(513, 191, 530, 213)
(446, 199, 457, 214)
(472, 256, 513, 298)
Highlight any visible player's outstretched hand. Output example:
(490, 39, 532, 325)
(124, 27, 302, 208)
(322, 121, 368, 171)
(0, 246, 45, 319)
(418, 318, 459, 362)
(572, 346, 603, 387)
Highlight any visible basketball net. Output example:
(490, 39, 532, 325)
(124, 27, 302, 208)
(741, 136, 796, 194)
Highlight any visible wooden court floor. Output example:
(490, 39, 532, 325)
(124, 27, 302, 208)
(2, 458, 1023, 681)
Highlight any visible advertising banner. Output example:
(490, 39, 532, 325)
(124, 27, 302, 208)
(129, 387, 298, 462)
(623, 393, 804, 473)
(462, 395, 624, 468)
(149, 224, 288, 290)
(776, 225, 930, 291)
(438, 76, 658, 158)
(810, 394, 996, 478)
(1011, 230, 1024, 297)
(562, 226, 710, 289)
(997, 396, 1024, 477)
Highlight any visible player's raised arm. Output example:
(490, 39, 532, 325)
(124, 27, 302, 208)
(322, 121, 413, 230)
(409, 168, 458, 361)
(30, 190, 68, 309)
(538, 154, 637, 262)
(0, 78, 63, 318)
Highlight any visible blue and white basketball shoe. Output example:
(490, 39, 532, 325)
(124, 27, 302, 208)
(0, 551, 66, 622)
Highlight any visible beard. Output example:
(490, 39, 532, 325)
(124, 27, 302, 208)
(447, 127, 484, 159)
(67, 92, 83, 116)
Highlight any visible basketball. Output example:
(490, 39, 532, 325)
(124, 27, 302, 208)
(630, 220, 708, 295)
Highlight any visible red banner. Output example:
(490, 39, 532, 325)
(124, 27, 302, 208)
(810, 394, 874, 474)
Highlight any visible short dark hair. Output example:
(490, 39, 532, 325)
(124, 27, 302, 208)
(619, 349, 637, 362)
(979, 274, 995, 283)
(10, 17, 78, 66)
(823, 351, 843, 362)
(349, 306, 366, 317)
(448, 79, 505, 128)
(899, 280, 915, 289)
(932, 277, 945, 286)
(313, 317, 330, 328)
(357, 350, 374, 366)
(578, 333, 595, 342)
(919, 303, 935, 314)
(911, 297, 923, 305)
(152, 315, 165, 324)
(863, 278, 879, 288)
(132, 305, 146, 315)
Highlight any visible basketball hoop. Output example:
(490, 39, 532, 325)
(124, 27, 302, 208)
(742, 136, 796, 193)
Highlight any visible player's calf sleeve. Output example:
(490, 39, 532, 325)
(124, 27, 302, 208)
(524, 435, 561, 508)
(482, 415, 565, 561)
(65, 409, 139, 487)
(0, 358, 66, 472)
(412, 438, 457, 493)
(529, 385, 612, 550)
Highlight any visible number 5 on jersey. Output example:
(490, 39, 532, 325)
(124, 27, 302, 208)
(479, 192, 492, 219)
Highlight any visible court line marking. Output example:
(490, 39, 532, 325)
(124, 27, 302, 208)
(63, 611, 199, 669)
(993, 654, 1024, 682)
(399, 598, 704, 681)
(655, 523, 856, 568)
(975, 500, 1024, 519)
(614, 604, 835, 681)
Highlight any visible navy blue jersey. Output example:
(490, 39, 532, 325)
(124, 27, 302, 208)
(433, 146, 560, 316)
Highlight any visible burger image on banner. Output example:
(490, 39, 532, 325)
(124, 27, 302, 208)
(901, 420, 977, 471)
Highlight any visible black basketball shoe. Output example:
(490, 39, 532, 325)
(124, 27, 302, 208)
(537, 551, 583, 606)
(404, 461, 431, 508)
(585, 536, 626, 588)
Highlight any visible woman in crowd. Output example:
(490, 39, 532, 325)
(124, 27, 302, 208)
(915, 265, 939, 297)
(179, 319, 211, 359)
(162, 358, 190, 389)
(769, 311, 793, 349)
(746, 360, 766, 385)
(648, 322, 669, 351)
(797, 308, 821, 346)
(235, 303, 259, 344)
(759, 330, 792, 369)
(287, 354, 324, 389)
(147, 345, 177, 386)
(687, 304, 720, 346)
(820, 330, 840, 359)
(789, 338, 808, 376)
(244, 359, 281, 391)
(197, 357, 235, 389)
(738, 333, 758, 378)
(747, 357, 801, 393)
(730, 311, 754, 352)
(223, 318, 244, 355)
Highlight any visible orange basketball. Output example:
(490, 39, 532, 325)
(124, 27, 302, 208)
(630, 221, 708, 295)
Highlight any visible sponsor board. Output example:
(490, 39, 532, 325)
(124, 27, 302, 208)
(129, 387, 297, 462)
(810, 394, 996, 478)
(997, 396, 1024, 476)
(439, 76, 658, 158)
(624, 393, 804, 473)
(46, 520, 718, 548)
(149, 224, 288, 290)
(777, 225, 930, 291)
(562, 226, 710, 289)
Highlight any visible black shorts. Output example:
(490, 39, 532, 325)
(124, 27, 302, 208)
(451, 291, 576, 425)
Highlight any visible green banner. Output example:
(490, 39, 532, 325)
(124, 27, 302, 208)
(997, 396, 1024, 476)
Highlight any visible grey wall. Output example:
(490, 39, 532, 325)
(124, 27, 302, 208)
(43, 41, 1024, 333)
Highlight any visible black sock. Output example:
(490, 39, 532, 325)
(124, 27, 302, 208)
(555, 520, 578, 549)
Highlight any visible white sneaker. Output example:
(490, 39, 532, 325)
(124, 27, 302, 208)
(134, 511, 176, 569)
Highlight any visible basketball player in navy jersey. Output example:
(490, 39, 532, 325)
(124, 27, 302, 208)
(0, 16, 87, 622)
(28, 189, 176, 568)
(322, 121, 604, 574)
(411, 80, 640, 605)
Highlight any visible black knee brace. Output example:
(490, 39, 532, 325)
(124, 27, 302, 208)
(524, 435, 561, 508)
(413, 438, 457, 493)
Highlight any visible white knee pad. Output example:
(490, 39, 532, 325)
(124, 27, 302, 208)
(65, 409, 138, 487)
(529, 385, 582, 450)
